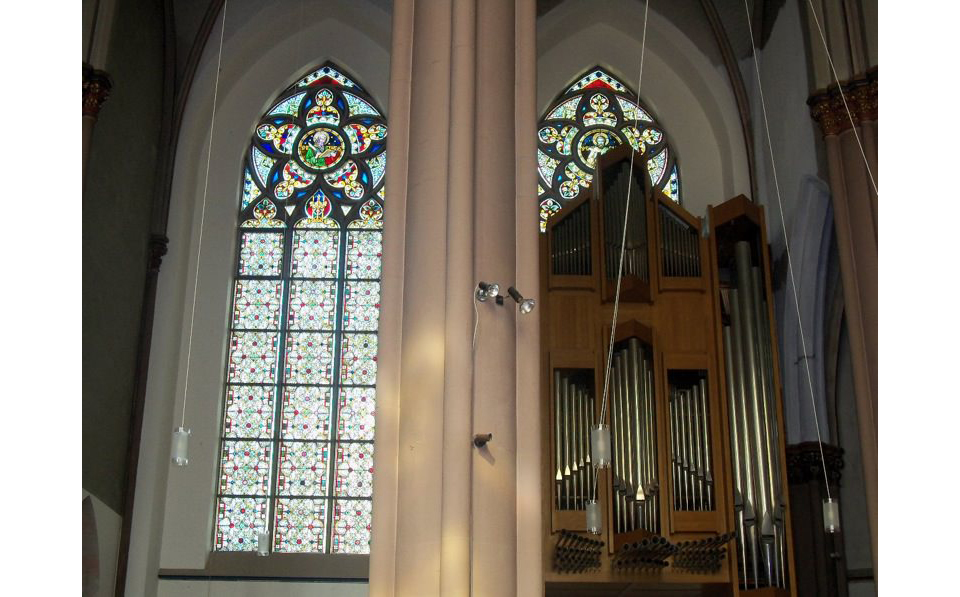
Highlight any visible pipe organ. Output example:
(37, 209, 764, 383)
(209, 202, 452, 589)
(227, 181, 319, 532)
(540, 145, 796, 595)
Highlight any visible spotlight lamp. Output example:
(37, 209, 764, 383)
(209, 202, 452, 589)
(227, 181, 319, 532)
(507, 286, 536, 314)
(475, 281, 500, 302)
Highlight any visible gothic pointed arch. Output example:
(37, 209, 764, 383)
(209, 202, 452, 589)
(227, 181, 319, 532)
(214, 62, 385, 555)
(537, 66, 681, 232)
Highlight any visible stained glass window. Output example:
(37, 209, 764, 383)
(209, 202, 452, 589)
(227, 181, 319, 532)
(537, 66, 682, 232)
(215, 63, 383, 555)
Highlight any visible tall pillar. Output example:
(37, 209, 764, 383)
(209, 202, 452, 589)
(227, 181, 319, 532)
(369, 1, 540, 596)
(83, 63, 112, 176)
(807, 69, 877, 577)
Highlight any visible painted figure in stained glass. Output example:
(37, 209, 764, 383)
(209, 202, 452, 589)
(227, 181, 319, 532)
(299, 128, 346, 171)
(536, 66, 682, 232)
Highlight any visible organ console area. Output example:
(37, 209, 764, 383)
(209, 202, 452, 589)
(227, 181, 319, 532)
(539, 145, 796, 595)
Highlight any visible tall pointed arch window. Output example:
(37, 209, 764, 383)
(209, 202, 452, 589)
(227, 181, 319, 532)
(537, 66, 681, 232)
(214, 63, 385, 555)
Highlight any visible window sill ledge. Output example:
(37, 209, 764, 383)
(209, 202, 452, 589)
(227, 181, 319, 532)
(158, 552, 369, 582)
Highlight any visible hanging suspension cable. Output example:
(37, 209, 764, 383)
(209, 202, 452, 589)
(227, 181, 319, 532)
(593, 0, 651, 501)
(804, 0, 878, 196)
(742, 0, 832, 500)
(181, 0, 229, 428)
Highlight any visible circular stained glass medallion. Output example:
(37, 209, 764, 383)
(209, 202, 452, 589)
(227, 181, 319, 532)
(298, 127, 346, 171)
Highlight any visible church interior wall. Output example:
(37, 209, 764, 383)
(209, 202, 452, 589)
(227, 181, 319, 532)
(83, 0, 164, 539)
(81, 1, 876, 594)
(127, 1, 390, 594)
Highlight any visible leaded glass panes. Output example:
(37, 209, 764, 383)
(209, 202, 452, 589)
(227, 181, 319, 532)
(233, 280, 283, 330)
(334, 442, 374, 497)
(340, 333, 378, 386)
(342, 281, 380, 331)
(284, 332, 335, 385)
(281, 386, 333, 441)
(238, 232, 284, 276)
(274, 498, 327, 553)
(287, 280, 338, 331)
(216, 497, 269, 551)
(278, 441, 330, 496)
(537, 66, 682, 232)
(331, 500, 372, 554)
(337, 387, 376, 441)
(219, 440, 273, 495)
(291, 230, 340, 279)
(215, 62, 383, 555)
(223, 386, 275, 439)
(227, 332, 279, 384)
(345, 231, 382, 280)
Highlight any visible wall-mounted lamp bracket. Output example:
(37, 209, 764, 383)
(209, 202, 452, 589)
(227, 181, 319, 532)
(473, 433, 493, 448)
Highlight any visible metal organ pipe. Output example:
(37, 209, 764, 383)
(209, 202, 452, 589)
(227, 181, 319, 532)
(719, 240, 788, 589)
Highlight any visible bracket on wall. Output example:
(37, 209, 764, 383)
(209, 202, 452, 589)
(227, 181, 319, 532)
(473, 433, 493, 448)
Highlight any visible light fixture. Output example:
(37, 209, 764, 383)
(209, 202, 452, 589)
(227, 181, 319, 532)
(171, 427, 191, 467)
(475, 281, 500, 302)
(585, 500, 602, 535)
(257, 530, 270, 556)
(473, 433, 493, 448)
(823, 497, 840, 534)
(590, 424, 611, 468)
(507, 286, 536, 314)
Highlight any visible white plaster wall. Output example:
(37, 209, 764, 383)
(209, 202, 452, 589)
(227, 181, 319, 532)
(537, 0, 752, 217)
(740, 0, 825, 254)
(126, 1, 389, 595)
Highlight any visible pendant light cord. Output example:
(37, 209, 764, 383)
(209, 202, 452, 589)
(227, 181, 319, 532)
(181, 0, 229, 428)
(804, 0, 878, 196)
(594, 0, 650, 500)
(742, 0, 831, 499)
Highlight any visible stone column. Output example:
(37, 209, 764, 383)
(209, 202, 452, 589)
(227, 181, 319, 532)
(369, 1, 540, 596)
(83, 63, 112, 176)
(807, 69, 877, 576)
(786, 442, 847, 597)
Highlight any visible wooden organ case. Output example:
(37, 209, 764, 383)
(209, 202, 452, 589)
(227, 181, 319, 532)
(540, 145, 797, 596)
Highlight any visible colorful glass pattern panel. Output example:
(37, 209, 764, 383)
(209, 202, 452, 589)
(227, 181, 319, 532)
(345, 231, 382, 280)
(537, 66, 681, 232)
(340, 333, 378, 386)
(227, 331, 279, 384)
(233, 280, 283, 330)
(218, 62, 385, 554)
(338, 387, 376, 441)
(281, 386, 333, 441)
(647, 148, 667, 185)
(287, 280, 338, 331)
(219, 440, 273, 496)
(215, 497, 268, 551)
(223, 386, 275, 439)
(342, 281, 380, 331)
(238, 233, 284, 277)
(274, 498, 327, 553)
(334, 442, 374, 497)
(277, 441, 329, 496)
(331, 500, 372, 554)
(291, 230, 339, 279)
(284, 332, 335, 384)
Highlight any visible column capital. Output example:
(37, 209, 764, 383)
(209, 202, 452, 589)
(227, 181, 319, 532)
(786, 441, 844, 486)
(807, 68, 877, 136)
(83, 63, 113, 118)
(148, 234, 169, 273)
